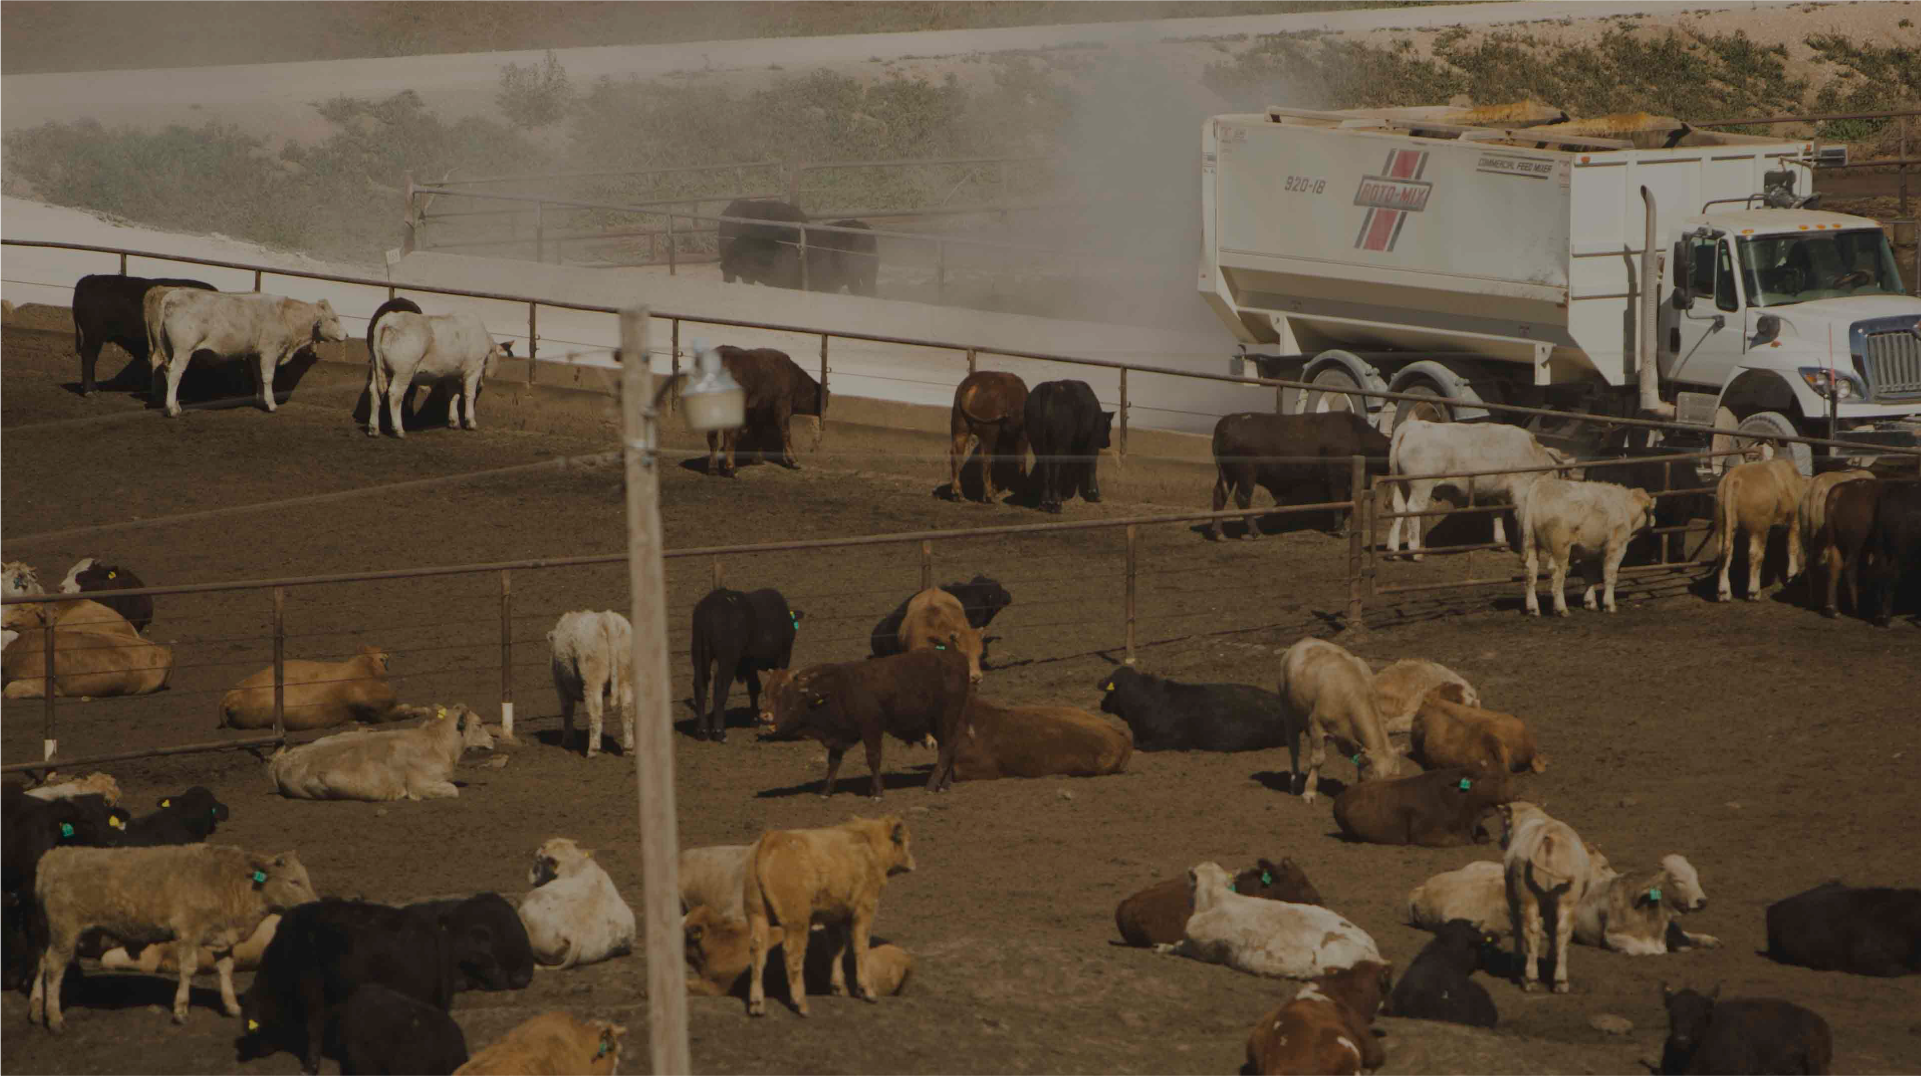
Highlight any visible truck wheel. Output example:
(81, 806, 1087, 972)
(1302, 367, 1366, 417)
(1733, 411, 1813, 476)
(1394, 384, 1453, 429)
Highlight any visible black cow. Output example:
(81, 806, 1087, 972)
(805, 218, 879, 296)
(112, 786, 229, 846)
(718, 199, 808, 288)
(72, 273, 217, 395)
(1024, 380, 1113, 514)
(1585, 450, 1716, 564)
(1766, 881, 1921, 977)
(690, 588, 802, 743)
(1867, 479, 1921, 627)
(405, 893, 535, 992)
(1387, 919, 1500, 1028)
(239, 899, 454, 1075)
(325, 984, 468, 1076)
(2, 788, 128, 990)
(1208, 411, 1391, 540)
(59, 558, 153, 633)
(869, 575, 1012, 658)
(1096, 666, 1302, 761)
(1659, 985, 1832, 1076)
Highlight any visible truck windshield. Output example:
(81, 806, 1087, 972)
(1736, 229, 1906, 308)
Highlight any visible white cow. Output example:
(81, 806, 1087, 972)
(548, 610, 635, 759)
(519, 837, 635, 970)
(1369, 658, 1481, 736)
(1574, 852, 1720, 955)
(1278, 637, 1407, 804)
(1519, 478, 1655, 616)
(266, 703, 494, 800)
(4, 561, 43, 599)
(1156, 861, 1381, 980)
(366, 306, 511, 438)
(678, 844, 753, 921)
(145, 289, 346, 417)
(1500, 801, 1594, 993)
(1387, 418, 1577, 558)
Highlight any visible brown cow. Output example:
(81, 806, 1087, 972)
(744, 816, 915, 1017)
(1, 602, 173, 699)
(897, 588, 984, 683)
(951, 697, 1131, 780)
(218, 645, 397, 730)
(1115, 858, 1322, 948)
(1821, 478, 1883, 618)
(1332, 767, 1516, 847)
(671, 346, 824, 475)
(1245, 961, 1394, 1076)
(758, 650, 974, 798)
(1409, 692, 1547, 775)
(683, 905, 912, 999)
(947, 371, 1029, 503)
(1799, 469, 1874, 588)
(1694, 457, 1808, 601)
(454, 1012, 627, 1076)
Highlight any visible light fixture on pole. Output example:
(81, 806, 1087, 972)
(679, 337, 745, 432)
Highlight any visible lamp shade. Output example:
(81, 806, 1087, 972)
(682, 341, 745, 432)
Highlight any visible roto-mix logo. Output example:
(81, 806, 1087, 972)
(1353, 148, 1431, 252)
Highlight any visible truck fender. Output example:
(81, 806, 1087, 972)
(1714, 366, 1816, 422)
(1385, 360, 1493, 423)
(1302, 350, 1390, 418)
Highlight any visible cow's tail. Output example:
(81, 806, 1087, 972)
(651, 373, 687, 413)
(365, 297, 423, 356)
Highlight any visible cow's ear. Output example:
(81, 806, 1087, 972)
(500, 340, 515, 356)
(686, 924, 703, 943)
(1103, 411, 1115, 422)
(890, 820, 907, 845)
(1660, 980, 1673, 1000)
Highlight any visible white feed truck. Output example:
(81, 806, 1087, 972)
(1199, 104, 1921, 472)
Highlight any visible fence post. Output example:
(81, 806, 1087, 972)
(1118, 368, 1130, 460)
(712, 558, 723, 591)
(920, 540, 933, 592)
(500, 569, 514, 741)
(798, 224, 810, 292)
(1901, 117, 1910, 220)
(966, 348, 977, 375)
(271, 587, 286, 744)
(119, 251, 127, 275)
(534, 201, 544, 263)
(42, 619, 56, 761)
(935, 240, 946, 298)
(788, 163, 803, 206)
(253, 269, 262, 292)
(1367, 484, 1383, 601)
(527, 302, 538, 383)
(818, 335, 830, 435)
(1347, 456, 1365, 629)
(1125, 523, 1139, 665)
(670, 320, 682, 413)
(1464, 473, 1476, 584)
(666, 212, 677, 276)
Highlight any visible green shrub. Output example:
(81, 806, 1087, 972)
(497, 51, 575, 130)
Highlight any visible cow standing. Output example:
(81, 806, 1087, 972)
(1023, 379, 1113, 513)
(689, 588, 801, 742)
(663, 346, 824, 474)
(1387, 418, 1575, 558)
(947, 372, 1029, 503)
(365, 297, 511, 438)
(757, 650, 975, 799)
(548, 611, 635, 759)
(806, 219, 879, 296)
(145, 289, 347, 417)
(1692, 457, 1808, 601)
(1520, 478, 1655, 616)
(718, 199, 807, 288)
(1866, 479, 1921, 626)
(1208, 411, 1389, 540)
(869, 575, 1011, 658)
(71, 273, 215, 395)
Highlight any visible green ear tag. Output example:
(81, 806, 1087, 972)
(596, 1041, 610, 1058)
(934, 643, 947, 651)
(252, 871, 267, 884)
(1261, 870, 1274, 886)
(1227, 882, 1236, 893)
(59, 823, 74, 839)
(1647, 887, 1662, 903)
(790, 613, 799, 630)
(1458, 778, 1472, 790)
(1350, 753, 1361, 765)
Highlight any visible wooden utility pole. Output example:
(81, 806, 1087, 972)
(620, 306, 691, 1075)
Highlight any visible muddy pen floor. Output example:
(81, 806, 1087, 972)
(2, 316, 1917, 1075)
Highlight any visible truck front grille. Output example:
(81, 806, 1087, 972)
(1863, 330, 1921, 400)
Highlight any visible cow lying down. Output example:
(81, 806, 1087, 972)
(950, 697, 1132, 780)
(1156, 862, 1380, 980)
(684, 905, 913, 1000)
(1116, 858, 1322, 948)
(267, 704, 494, 801)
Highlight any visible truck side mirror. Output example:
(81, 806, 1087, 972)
(1749, 314, 1781, 347)
(1671, 240, 1695, 310)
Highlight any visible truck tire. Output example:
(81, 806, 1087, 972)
(1734, 411, 1813, 476)
(1302, 367, 1367, 417)
(1393, 384, 1453, 429)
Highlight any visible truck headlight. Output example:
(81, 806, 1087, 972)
(1799, 367, 1861, 401)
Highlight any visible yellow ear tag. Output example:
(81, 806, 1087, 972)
(436, 706, 447, 718)
(248, 1019, 259, 1031)
(1103, 681, 1114, 691)
(160, 799, 171, 807)
(109, 816, 124, 829)
(107, 571, 116, 579)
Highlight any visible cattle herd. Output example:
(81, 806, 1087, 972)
(1, 269, 1918, 1076)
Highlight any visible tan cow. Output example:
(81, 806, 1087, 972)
(946, 371, 1029, 503)
(219, 645, 397, 730)
(1278, 637, 1406, 804)
(951, 697, 1132, 780)
(24, 772, 121, 807)
(455, 1012, 628, 1076)
(267, 703, 494, 801)
(1500, 801, 1595, 993)
(897, 588, 984, 683)
(1409, 693, 1547, 775)
(1694, 457, 1808, 602)
(1520, 478, 1655, 616)
(744, 815, 915, 1017)
(684, 905, 913, 999)
(1369, 658, 1481, 735)
(1, 601, 173, 699)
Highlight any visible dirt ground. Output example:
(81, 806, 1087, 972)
(1, 316, 1918, 1076)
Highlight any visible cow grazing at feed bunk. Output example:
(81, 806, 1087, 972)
(1333, 767, 1517, 848)
(949, 696, 1132, 780)
(1210, 411, 1390, 540)
(1408, 692, 1547, 776)
(1520, 478, 1655, 616)
(145, 288, 347, 417)
(806, 219, 880, 296)
(238, 898, 452, 1074)
(1692, 457, 1809, 602)
(549, 610, 635, 759)
(267, 703, 494, 801)
(1820, 478, 1885, 619)
(948, 371, 1030, 503)
(1096, 666, 1303, 760)
(1866, 478, 1921, 626)
(690, 588, 801, 743)
(518, 837, 635, 970)
(1246, 961, 1394, 1076)
(1278, 637, 1407, 804)
(1024, 379, 1113, 513)
(718, 198, 809, 288)
(1115, 858, 1321, 948)
(325, 983, 469, 1076)
(365, 297, 512, 438)
(757, 650, 974, 799)
(1387, 919, 1500, 1029)
(1158, 861, 1382, 980)
(1800, 469, 1874, 609)
(1765, 881, 1921, 977)
(1387, 417, 1577, 558)
(897, 587, 986, 683)
(454, 1012, 628, 1076)
(683, 904, 914, 1000)
(1660, 985, 1834, 1076)
(869, 575, 1011, 658)
(1499, 801, 1594, 993)
(30, 845, 316, 1033)
(743, 816, 916, 1017)
(57, 558, 152, 633)
(71, 273, 216, 395)
(220, 645, 397, 730)
(1369, 658, 1481, 735)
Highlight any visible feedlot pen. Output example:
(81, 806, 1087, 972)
(1, 319, 1918, 1074)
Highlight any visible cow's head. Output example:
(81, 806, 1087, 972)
(1187, 861, 1233, 914)
(312, 300, 347, 345)
(1545, 445, 1580, 479)
(441, 893, 534, 991)
(1097, 411, 1115, 450)
(866, 814, 916, 876)
(1660, 854, 1708, 911)
(1660, 983, 1721, 1065)
(1095, 666, 1140, 715)
(683, 904, 770, 984)
(757, 668, 797, 730)
(3, 560, 42, 599)
(355, 645, 391, 674)
(253, 851, 318, 912)
(932, 626, 985, 684)
(1236, 856, 1322, 905)
(449, 705, 495, 752)
(531, 837, 588, 887)
(57, 558, 96, 595)
(1628, 488, 1656, 533)
(588, 1021, 629, 1073)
